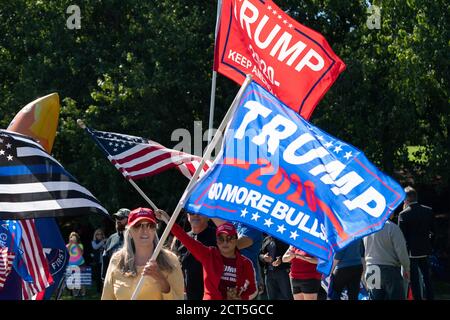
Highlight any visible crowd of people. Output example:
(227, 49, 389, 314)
(65, 186, 436, 300)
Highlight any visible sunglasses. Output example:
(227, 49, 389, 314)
(216, 235, 237, 243)
(133, 222, 156, 231)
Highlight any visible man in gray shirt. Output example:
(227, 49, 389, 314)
(363, 219, 410, 300)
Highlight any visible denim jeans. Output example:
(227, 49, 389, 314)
(366, 265, 406, 300)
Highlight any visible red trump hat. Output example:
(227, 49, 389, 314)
(216, 222, 237, 237)
(127, 207, 156, 227)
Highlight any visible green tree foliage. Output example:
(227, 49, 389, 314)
(0, 0, 448, 217)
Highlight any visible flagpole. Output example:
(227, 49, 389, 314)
(130, 75, 252, 300)
(76, 119, 158, 211)
(207, 0, 223, 143)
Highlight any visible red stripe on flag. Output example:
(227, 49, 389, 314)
(125, 152, 178, 173)
(130, 162, 184, 180)
(184, 163, 197, 176)
(114, 145, 161, 165)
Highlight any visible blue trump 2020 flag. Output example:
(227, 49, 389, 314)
(184, 81, 405, 266)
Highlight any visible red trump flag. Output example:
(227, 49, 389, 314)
(214, 0, 346, 119)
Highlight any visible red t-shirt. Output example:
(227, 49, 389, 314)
(218, 257, 237, 299)
(290, 248, 321, 280)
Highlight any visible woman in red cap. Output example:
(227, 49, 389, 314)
(155, 209, 257, 300)
(101, 207, 184, 300)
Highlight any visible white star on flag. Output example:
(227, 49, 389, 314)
(278, 15, 282, 19)
(324, 141, 333, 148)
(7, 155, 13, 161)
(277, 224, 286, 234)
(264, 218, 274, 228)
(0, 150, 4, 155)
(316, 135, 324, 141)
(283, 20, 288, 24)
(6, 143, 11, 149)
(272, 10, 277, 14)
(0, 138, 3, 143)
(344, 151, 353, 160)
(290, 230, 299, 240)
(289, 23, 293, 28)
(334, 145, 343, 153)
(109, 142, 113, 146)
(251, 212, 260, 221)
(240, 208, 248, 218)
(268, 5, 272, 10)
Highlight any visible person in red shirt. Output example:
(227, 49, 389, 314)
(282, 245, 321, 300)
(156, 209, 257, 300)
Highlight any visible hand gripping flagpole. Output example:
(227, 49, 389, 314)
(76, 119, 158, 211)
(130, 74, 253, 300)
(207, 0, 223, 143)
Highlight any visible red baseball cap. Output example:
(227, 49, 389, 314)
(127, 207, 156, 227)
(216, 222, 237, 237)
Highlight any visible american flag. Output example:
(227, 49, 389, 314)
(84, 127, 211, 180)
(0, 219, 52, 299)
(0, 130, 108, 219)
(0, 248, 15, 289)
(19, 219, 53, 299)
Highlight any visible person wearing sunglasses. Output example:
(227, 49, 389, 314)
(101, 207, 184, 300)
(155, 209, 257, 300)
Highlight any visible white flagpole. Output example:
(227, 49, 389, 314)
(207, 0, 223, 143)
(77, 119, 158, 211)
(130, 75, 252, 300)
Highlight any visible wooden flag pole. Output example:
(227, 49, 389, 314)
(77, 119, 158, 211)
(130, 75, 252, 300)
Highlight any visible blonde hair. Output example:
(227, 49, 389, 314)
(69, 232, 80, 243)
(115, 227, 175, 277)
(93, 228, 105, 240)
